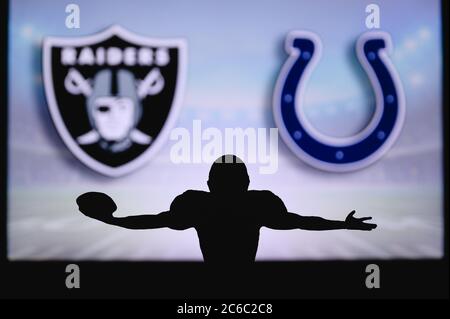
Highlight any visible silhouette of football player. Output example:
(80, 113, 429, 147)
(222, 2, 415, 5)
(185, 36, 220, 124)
(77, 155, 377, 263)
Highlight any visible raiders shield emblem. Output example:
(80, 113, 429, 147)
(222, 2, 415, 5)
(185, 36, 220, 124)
(43, 25, 187, 176)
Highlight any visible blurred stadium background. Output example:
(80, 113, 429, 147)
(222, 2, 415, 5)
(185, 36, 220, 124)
(7, 0, 443, 260)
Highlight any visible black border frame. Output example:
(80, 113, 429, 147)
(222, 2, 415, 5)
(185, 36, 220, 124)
(0, 0, 448, 299)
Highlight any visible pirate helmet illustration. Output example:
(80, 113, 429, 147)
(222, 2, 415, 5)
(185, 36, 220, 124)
(77, 69, 152, 153)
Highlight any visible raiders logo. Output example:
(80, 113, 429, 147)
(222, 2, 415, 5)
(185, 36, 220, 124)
(43, 25, 187, 176)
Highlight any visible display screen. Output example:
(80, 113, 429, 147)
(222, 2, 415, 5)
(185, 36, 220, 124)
(7, 0, 444, 261)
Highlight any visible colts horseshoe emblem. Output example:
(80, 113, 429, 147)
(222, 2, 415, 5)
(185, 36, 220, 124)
(273, 31, 405, 172)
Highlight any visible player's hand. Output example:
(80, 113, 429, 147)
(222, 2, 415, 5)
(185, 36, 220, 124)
(345, 210, 377, 231)
(76, 192, 117, 222)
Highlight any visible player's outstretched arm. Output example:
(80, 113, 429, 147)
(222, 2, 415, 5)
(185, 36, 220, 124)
(266, 210, 377, 231)
(101, 212, 172, 229)
(76, 192, 176, 230)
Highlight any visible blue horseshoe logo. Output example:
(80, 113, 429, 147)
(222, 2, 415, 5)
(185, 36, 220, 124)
(273, 31, 405, 172)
